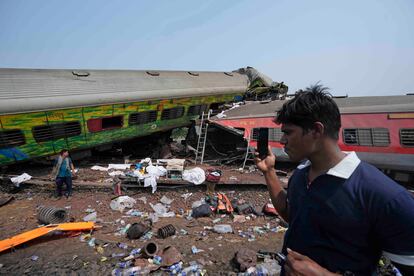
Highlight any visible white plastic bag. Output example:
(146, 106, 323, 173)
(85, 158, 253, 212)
(108, 171, 125, 177)
(144, 176, 157, 193)
(10, 173, 32, 187)
(83, 212, 97, 222)
(91, 165, 108, 171)
(108, 164, 131, 170)
(110, 196, 136, 212)
(150, 203, 175, 217)
(146, 165, 167, 177)
(160, 195, 174, 205)
(182, 167, 205, 185)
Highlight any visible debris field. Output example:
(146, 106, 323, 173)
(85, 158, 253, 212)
(0, 158, 289, 275)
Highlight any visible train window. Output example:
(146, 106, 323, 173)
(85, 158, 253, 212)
(87, 116, 123, 133)
(400, 128, 414, 147)
(187, 104, 208, 116)
(357, 129, 373, 146)
(343, 129, 358, 144)
(161, 107, 185, 120)
(343, 128, 390, 147)
(372, 128, 390, 146)
(0, 129, 26, 149)
(102, 116, 123, 129)
(269, 128, 283, 142)
(251, 128, 282, 142)
(33, 122, 82, 143)
(129, 111, 157, 125)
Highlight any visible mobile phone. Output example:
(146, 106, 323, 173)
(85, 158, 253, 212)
(257, 128, 269, 160)
(275, 252, 286, 266)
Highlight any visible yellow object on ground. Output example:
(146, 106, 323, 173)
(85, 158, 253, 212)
(0, 222, 95, 253)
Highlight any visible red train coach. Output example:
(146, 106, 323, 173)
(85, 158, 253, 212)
(212, 95, 414, 182)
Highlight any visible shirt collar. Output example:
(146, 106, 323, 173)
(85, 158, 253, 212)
(297, 152, 361, 179)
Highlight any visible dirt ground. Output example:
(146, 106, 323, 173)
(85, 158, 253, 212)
(0, 182, 285, 275)
(0, 156, 403, 275)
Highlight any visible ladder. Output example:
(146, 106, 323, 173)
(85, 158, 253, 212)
(195, 110, 211, 164)
(242, 131, 255, 170)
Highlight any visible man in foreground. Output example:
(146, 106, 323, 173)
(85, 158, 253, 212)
(255, 85, 414, 275)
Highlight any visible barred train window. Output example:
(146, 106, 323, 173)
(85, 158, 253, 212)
(400, 128, 414, 147)
(343, 128, 390, 146)
(252, 128, 283, 142)
(129, 111, 157, 125)
(0, 129, 26, 149)
(161, 107, 185, 120)
(33, 122, 82, 143)
(187, 104, 208, 116)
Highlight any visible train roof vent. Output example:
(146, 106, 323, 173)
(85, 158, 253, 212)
(400, 128, 414, 147)
(146, 71, 160, 76)
(72, 71, 90, 77)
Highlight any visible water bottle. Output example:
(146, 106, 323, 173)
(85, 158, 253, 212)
(129, 248, 141, 256)
(122, 266, 150, 276)
(213, 224, 233, 233)
(168, 261, 183, 274)
(117, 260, 132, 269)
(181, 264, 199, 274)
(111, 252, 126, 258)
(118, 242, 128, 249)
(111, 268, 122, 276)
(256, 265, 269, 276)
(153, 255, 162, 265)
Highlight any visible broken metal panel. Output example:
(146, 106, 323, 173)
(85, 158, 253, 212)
(209, 121, 244, 137)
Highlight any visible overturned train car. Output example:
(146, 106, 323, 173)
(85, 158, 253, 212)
(212, 96, 414, 182)
(0, 68, 279, 166)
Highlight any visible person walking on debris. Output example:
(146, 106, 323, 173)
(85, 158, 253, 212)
(51, 149, 76, 198)
(255, 84, 414, 275)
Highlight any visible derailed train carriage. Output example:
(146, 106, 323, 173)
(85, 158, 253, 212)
(0, 67, 286, 166)
(211, 96, 414, 183)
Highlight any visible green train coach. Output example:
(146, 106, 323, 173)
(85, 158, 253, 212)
(0, 68, 278, 166)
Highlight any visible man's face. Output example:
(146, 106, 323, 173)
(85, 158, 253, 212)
(62, 151, 69, 158)
(280, 123, 316, 162)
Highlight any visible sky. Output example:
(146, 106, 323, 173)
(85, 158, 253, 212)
(1, 0, 413, 96)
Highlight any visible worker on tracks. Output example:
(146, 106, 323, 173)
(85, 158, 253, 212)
(51, 149, 76, 199)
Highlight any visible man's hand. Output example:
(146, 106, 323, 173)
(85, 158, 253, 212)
(254, 145, 276, 173)
(284, 248, 339, 276)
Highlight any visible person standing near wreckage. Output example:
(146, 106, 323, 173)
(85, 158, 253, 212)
(51, 149, 76, 198)
(255, 84, 414, 275)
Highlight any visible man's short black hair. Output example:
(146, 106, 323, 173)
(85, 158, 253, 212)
(60, 149, 69, 155)
(276, 83, 341, 140)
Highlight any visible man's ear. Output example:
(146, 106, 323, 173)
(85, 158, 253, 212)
(312, 122, 325, 138)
